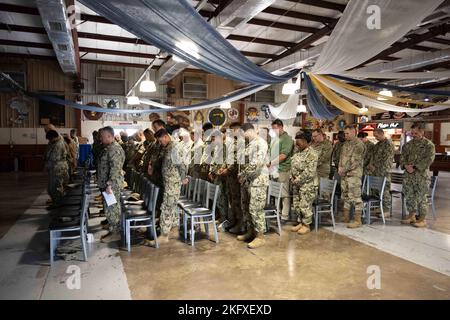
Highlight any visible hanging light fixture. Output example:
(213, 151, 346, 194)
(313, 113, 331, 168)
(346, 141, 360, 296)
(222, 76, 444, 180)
(139, 72, 157, 92)
(282, 79, 297, 95)
(127, 90, 140, 105)
(377, 89, 393, 101)
(359, 106, 368, 113)
(297, 103, 307, 113)
(220, 102, 231, 109)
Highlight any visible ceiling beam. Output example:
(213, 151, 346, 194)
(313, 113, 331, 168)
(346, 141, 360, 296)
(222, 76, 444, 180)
(416, 79, 450, 89)
(409, 60, 450, 72)
(0, 39, 52, 49)
(361, 23, 450, 65)
(0, 52, 158, 69)
(79, 47, 160, 59)
(0, 24, 46, 34)
(239, 51, 276, 59)
(261, 7, 336, 24)
(284, 0, 346, 12)
(247, 18, 319, 33)
(207, 0, 233, 21)
(427, 37, 450, 45)
(0, 3, 39, 15)
(227, 34, 295, 48)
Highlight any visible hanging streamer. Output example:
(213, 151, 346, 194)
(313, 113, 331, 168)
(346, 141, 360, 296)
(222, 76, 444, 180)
(313, 75, 450, 113)
(312, 0, 444, 74)
(269, 76, 300, 120)
(341, 71, 450, 80)
(331, 74, 450, 96)
(78, 0, 298, 85)
(303, 73, 341, 120)
(321, 75, 450, 107)
(309, 74, 380, 114)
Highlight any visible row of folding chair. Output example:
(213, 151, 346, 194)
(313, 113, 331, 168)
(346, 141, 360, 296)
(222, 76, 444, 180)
(48, 167, 93, 265)
(120, 172, 160, 252)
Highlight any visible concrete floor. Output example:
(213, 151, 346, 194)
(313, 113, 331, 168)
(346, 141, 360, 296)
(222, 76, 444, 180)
(0, 172, 449, 300)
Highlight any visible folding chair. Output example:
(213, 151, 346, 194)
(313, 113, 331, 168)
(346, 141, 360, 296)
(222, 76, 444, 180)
(314, 178, 338, 232)
(362, 175, 387, 225)
(264, 180, 283, 235)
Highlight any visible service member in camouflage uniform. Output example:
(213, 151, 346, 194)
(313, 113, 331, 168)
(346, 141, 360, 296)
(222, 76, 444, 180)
(135, 129, 155, 172)
(237, 123, 269, 249)
(45, 130, 69, 206)
(312, 129, 333, 179)
(91, 130, 103, 170)
(97, 126, 126, 243)
(148, 129, 188, 246)
(331, 131, 345, 171)
(339, 125, 365, 228)
(188, 129, 205, 179)
(225, 123, 245, 233)
(366, 128, 395, 215)
(400, 123, 435, 228)
(290, 131, 319, 235)
(358, 131, 374, 175)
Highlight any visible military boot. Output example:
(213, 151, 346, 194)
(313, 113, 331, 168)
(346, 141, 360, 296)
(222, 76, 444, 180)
(347, 210, 362, 228)
(145, 234, 169, 247)
(229, 220, 243, 234)
(297, 224, 311, 235)
(341, 208, 351, 223)
(412, 215, 427, 228)
(100, 231, 121, 243)
(247, 232, 265, 249)
(401, 212, 417, 225)
(236, 229, 254, 241)
(291, 223, 303, 232)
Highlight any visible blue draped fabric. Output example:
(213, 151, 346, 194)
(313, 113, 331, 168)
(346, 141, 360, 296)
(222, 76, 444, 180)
(78, 0, 298, 84)
(331, 74, 450, 96)
(303, 73, 341, 120)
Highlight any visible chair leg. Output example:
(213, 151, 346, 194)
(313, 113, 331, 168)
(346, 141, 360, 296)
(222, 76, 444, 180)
(431, 200, 436, 220)
(276, 211, 282, 236)
(81, 232, 88, 261)
(315, 207, 318, 232)
(330, 207, 336, 230)
(126, 220, 131, 252)
(380, 204, 386, 225)
(49, 232, 54, 265)
(213, 218, 219, 244)
(204, 218, 209, 235)
(153, 222, 159, 249)
(191, 218, 195, 247)
(184, 214, 188, 241)
(390, 195, 393, 218)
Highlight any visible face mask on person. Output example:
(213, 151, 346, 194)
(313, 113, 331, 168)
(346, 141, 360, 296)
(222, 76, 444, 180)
(268, 129, 277, 138)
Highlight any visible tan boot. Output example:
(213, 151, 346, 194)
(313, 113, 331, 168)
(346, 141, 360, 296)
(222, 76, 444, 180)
(297, 224, 311, 235)
(100, 231, 121, 243)
(401, 212, 417, 225)
(347, 210, 362, 229)
(247, 232, 265, 249)
(291, 223, 303, 232)
(145, 234, 169, 247)
(413, 215, 427, 228)
(342, 208, 350, 223)
(237, 229, 254, 242)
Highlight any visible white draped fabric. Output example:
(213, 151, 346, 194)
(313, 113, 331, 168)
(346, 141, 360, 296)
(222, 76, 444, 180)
(340, 71, 450, 80)
(312, 0, 444, 74)
(269, 76, 300, 120)
(314, 75, 450, 113)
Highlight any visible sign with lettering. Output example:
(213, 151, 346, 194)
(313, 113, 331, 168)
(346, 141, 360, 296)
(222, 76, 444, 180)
(377, 122, 403, 129)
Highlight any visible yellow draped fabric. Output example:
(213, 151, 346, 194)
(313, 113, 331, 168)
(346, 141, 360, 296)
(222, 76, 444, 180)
(319, 75, 450, 107)
(309, 73, 381, 114)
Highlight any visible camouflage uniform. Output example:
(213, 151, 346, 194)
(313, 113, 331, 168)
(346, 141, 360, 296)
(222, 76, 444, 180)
(45, 137, 69, 204)
(400, 137, 435, 220)
(97, 141, 125, 232)
(238, 136, 269, 233)
(140, 140, 155, 174)
(312, 139, 333, 178)
(339, 139, 365, 213)
(188, 139, 205, 179)
(160, 141, 187, 234)
(209, 142, 229, 220)
(91, 140, 103, 169)
(363, 140, 375, 175)
(226, 137, 245, 225)
(290, 146, 319, 225)
(133, 140, 149, 172)
(367, 138, 395, 210)
(332, 141, 344, 168)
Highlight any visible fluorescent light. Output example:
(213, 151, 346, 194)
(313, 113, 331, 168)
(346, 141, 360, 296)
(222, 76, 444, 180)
(127, 96, 140, 105)
(282, 81, 297, 95)
(377, 89, 393, 101)
(424, 97, 430, 102)
(175, 41, 200, 59)
(297, 104, 306, 113)
(140, 80, 156, 92)
(220, 102, 231, 109)
(173, 55, 185, 63)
